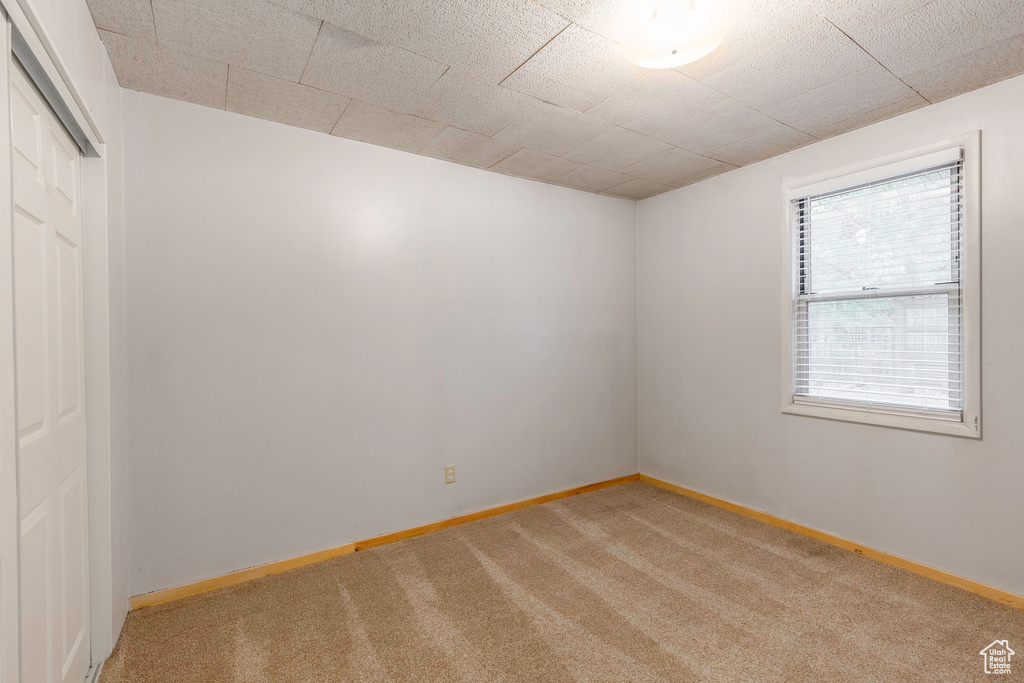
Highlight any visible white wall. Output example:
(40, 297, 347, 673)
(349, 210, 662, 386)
(18, 0, 130, 659)
(122, 92, 639, 596)
(639, 74, 1024, 596)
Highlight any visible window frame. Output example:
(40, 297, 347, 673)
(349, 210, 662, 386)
(780, 132, 981, 438)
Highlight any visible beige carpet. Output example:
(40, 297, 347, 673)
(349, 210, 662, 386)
(101, 482, 1024, 682)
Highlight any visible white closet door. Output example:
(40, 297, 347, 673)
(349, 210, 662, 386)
(10, 57, 89, 683)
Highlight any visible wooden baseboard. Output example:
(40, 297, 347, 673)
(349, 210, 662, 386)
(129, 473, 641, 610)
(355, 473, 640, 550)
(640, 474, 1024, 611)
(128, 542, 358, 610)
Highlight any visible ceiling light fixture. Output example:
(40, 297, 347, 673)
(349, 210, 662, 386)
(625, 0, 727, 69)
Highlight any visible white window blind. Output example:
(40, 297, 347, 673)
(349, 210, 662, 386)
(791, 155, 964, 416)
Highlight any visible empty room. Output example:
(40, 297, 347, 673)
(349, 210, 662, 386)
(1, 0, 1023, 680)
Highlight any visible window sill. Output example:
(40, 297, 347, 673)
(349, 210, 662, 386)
(783, 400, 980, 439)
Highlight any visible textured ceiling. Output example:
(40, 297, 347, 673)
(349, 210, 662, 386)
(89, 0, 1024, 199)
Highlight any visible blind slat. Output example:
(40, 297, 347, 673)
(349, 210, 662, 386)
(796, 369, 962, 383)
(804, 185, 960, 214)
(805, 246, 959, 264)
(798, 360, 962, 372)
(798, 194, 962, 228)
(803, 170, 959, 204)
(792, 351, 960, 359)
(801, 195, 962, 227)
(794, 385, 964, 400)
(799, 231, 961, 255)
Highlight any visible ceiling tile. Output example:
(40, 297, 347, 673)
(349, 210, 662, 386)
(501, 24, 649, 112)
(854, 0, 1024, 87)
(902, 32, 1024, 102)
(331, 100, 445, 153)
(268, 0, 401, 42)
(418, 127, 521, 169)
(87, 0, 157, 40)
(491, 101, 611, 156)
(563, 126, 670, 171)
(701, 20, 876, 110)
(152, 0, 321, 81)
(226, 67, 349, 133)
(651, 98, 778, 153)
(387, 0, 570, 83)
(302, 22, 447, 113)
(99, 30, 227, 108)
(707, 123, 816, 166)
(534, 0, 657, 44)
(675, 0, 823, 81)
(811, 94, 928, 138)
(622, 148, 736, 188)
(586, 70, 728, 135)
(551, 165, 631, 193)
(603, 178, 671, 200)
(490, 149, 581, 182)
(763, 64, 920, 137)
(814, 0, 933, 36)
(409, 68, 543, 137)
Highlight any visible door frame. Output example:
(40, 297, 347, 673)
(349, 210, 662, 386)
(0, 0, 121, 673)
(0, 12, 17, 683)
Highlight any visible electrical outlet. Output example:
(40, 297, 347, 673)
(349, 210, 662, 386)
(445, 465, 455, 484)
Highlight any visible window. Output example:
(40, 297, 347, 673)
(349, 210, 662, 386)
(783, 137, 980, 438)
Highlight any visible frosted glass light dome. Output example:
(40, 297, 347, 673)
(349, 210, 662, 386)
(625, 0, 727, 69)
